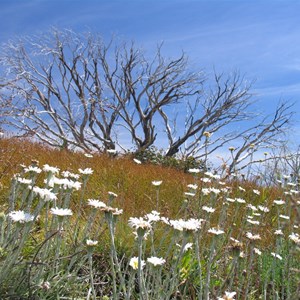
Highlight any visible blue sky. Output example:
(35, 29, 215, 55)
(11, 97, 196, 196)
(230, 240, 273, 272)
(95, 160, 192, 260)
(1, 0, 300, 148)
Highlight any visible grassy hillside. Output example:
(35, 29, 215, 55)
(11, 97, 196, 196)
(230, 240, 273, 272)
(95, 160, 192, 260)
(0, 138, 194, 216)
(0, 137, 299, 299)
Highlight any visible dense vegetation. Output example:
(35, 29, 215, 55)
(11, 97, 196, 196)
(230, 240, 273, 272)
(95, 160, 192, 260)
(0, 138, 299, 299)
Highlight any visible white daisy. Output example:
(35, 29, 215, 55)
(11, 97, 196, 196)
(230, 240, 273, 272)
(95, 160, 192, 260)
(32, 186, 57, 202)
(253, 189, 260, 195)
(129, 257, 145, 270)
(50, 207, 73, 217)
(17, 178, 32, 185)
(245, 232, 261, 241)
(187, 184, 198, 190)
(145, 211, 160, 223)
(128, 217, 152, 231)
(147, 256, 166, 266)
(8, 210, 34, 223)
(258, 205, 270, 213)
(279, 214, 290, 220)
(202, 206, 216, 213)
(88, 199, 107, 209)
(254, 248, 262, 255)
(86, 239, 98, 246)
(152, 180, 162, 186)
(274, 229, 284, 236)
(274, 199, 286, 205)
(78, 168, 93, 175)
(43, 164, 60, 174)
(24, 166, 42, 174)
(108, 191, 118, 198)
(208, 227, 225, 235)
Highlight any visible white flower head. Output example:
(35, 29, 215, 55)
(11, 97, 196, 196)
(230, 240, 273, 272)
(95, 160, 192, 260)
(133, 158, 142, 164)
(183, 242, 193, 252)
(185, 192, 196, 197)
(202, 206, 216, 213)
(279, 214, 290, 220)
(253, 189, 260, 195)
(160, 216, 170, 225)
(8, 210, 34, 223)
(108, 191, 118, 198)
(43, 164, 60, 175)
(273, 199, 285, 206)
(152, 180, 162, 186)
(247, 219, 260, 225)
(188, 168, 200, 174)
(235, 198, 246, 204)
(210, 188, 221, 195)
(245, 232, 261, 241)
(253, 213, 261, 217)
(128, 217, 152, 234)
(145, 211, 160, 223)
(79, 168, 93, 175)
(218, 291, 237, 300)
(61, 171, 80, 180)
(107, 149, 117, 154)
(24, 166, 42, 174)
(32, 186, 57, 202)
(86, 239, 98, 246)
(204, 172, 220, 180)
(129, 257, 145, 270)
(258, 205, 269, 213)
(187, 184, 198, 190)
(147, 256, 166, 266)
(230, 237, 240, 243)
(271, 252, 283, 260)
(247, 204, 258, 211)
(88, 199, 107, 209)
(17, 177, 32, 185)
(274, 229, 284, 236)
(170, 218, 203, 232)
(290, 189, 299, 195)
(289, 233, 300, 244)
(49, 177, 81, 190)
(226, 197, 236, 203)
(254, 248, 262, 256)
(201, 188, 210, 195)
(50, 207, 73, 217)
(208, 227, 225, 236)
(201, 177, 211, 183)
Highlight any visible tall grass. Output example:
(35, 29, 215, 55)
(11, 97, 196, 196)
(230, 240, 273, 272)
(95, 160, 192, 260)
(0, 138, 299, 299)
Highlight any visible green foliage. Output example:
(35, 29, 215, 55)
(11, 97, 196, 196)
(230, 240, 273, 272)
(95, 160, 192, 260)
(133, 146, 205, 172)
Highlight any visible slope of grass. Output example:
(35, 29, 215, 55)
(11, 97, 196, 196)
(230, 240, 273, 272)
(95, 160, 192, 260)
(1, 137, 299, 299)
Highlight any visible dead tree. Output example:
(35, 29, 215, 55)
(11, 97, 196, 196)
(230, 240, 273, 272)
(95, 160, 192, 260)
(0, 29, 293, 166)
(0, 29, 122, 151)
